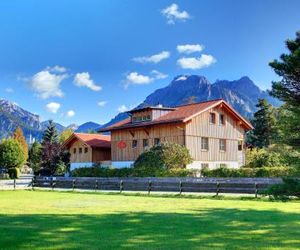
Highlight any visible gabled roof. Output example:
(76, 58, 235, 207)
(100, 99, 253, 132)
(63, 133, 111, 149)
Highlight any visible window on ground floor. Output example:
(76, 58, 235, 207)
(219, 139, 226, 151)
(201, 137, 209, 150)
(154, 138, 160, 146)
(238, 140, 243, 151)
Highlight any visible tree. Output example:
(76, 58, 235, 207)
(42, 120, 59, 143)
(0, 139, 25, 169)
(59, 129, 74, 144)
(248, 99, 277, 148)
(13, 127, 28, 162)
(133, 142, 193, 176)
(269, 31, 300, 147)
(28, 141, 42, 173)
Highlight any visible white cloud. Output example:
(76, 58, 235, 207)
(73, 72, 102, 91)
(66, 110, 75, 118)
(133, 51, 170, 64)
(151, 70, 168, 79)
(126, 72, 154, 85)
(5, 88, 14, 93)
(177, 44, 204, 54)
(97, 101, 107, 107)
(45, 65, 67, 73)
(46, 102, 61, 114)
(161, 3, 190, 24)
(29, 70, 67, 99)
(117, 105, 130, 113)
(177, 54, 216, 69)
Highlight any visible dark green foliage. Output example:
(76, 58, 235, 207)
(28, 141, 42, 173)
(134, 142, 193, 175)
(0, 173, 9, 179)
(42, 120, 59, 143)
(8, 167, 20, 179)
(266, 178, 300, 200)
(247, 99, 277, 148)
(269, 31, 300, 148)
(0, 139, 25, 169)
(202, 166, 297, 178)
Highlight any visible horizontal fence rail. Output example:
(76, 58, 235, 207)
(0, 175, 34, 190)
(33, 177, 284, 197)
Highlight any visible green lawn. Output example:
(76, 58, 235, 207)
(0, 191, 300, 249)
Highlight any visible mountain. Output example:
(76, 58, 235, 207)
(0, 99, 42, 140)
(140, 75, 280, 118)
(41, 120, 66, 133)
(76, 122, 101, 133)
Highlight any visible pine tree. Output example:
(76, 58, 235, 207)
(13, 127, 28, 161)
(249, 99, 277, 148)
(42, 120, 59, 143)
(269, 31, 300, 147)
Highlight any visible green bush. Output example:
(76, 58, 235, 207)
(0, 139, 25, 169)
(134, 142, 193, 172)
(265, 178, 300, 200)
(202, 166, 298, 178)
(8, 167, 20, 179)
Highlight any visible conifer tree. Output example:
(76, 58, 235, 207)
(42, 120, 59, 143)
(13, 127, 28, 161)
(248, 99, 277, 148)
(269, 31, 300, 147)
(28, 141, 42, 173)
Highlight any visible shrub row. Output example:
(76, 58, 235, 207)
(71, 166, 194, 178)
(265, 178, 300, 200)
(201, 166, 298, 178)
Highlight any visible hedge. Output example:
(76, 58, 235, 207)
(202, 166, 298, 178)
(8, 167, 20, 179)
(71, 166, 194, 178)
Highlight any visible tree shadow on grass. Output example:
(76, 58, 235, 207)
(0, 208, 300, 250)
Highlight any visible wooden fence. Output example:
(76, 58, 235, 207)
(33, 177, 283, 197)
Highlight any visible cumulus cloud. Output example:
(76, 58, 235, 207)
(66, 110, 75, 118)
(177, 44, 204, 54)
(161, 3, 190, 24)
(29, 69, 67, 99)
(177, 54, 216, 69)
(45, 102, 61, 114)
(126, 72, 154, 85)
(151, 70, 168, 79)
(97, 101, 107, 107)
(73, 72, 102, 91)
(133, 51, 170, 64)
(5, 88, 14, 93)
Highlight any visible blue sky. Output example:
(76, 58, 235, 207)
(0, 0, 299, 126)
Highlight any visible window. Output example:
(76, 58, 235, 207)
(219, 139, 226, 151)
(201, 137, 209, 150)
(146, 115, 151, 120)
(84, 147, 88, 153)
(154, 138, 160, 146)
(238, 141, 243, 151)
(132, 140, 138, 148)
(219, 114, 225, 125)
(209, 113, 216, 124)
(142, 116, 147, 121)
(132, 117, 137, 122)
(79, 148, 82, 154)
(143, 139, 149, 148)
(73, 148, 76, 154)
(220, 163, 227, 168)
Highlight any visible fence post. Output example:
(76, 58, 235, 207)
(216, 182, 220, 196)
(95, 180, 98, 192)
(72, 179, 76, 191)
(255, 183, 258, 198)
(13, 178, 16, 190)
(148, 180, 152, 195)
(179, 181, 182, 195)
(120, 180, 123, 193)
(32, 176, 35, 190)
(52, 179, 55, 191)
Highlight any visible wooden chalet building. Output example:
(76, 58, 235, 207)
(100, 99, 253, 170)
(63, 133, 111, 170)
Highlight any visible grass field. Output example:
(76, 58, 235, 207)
(0, 191, 299, 249)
